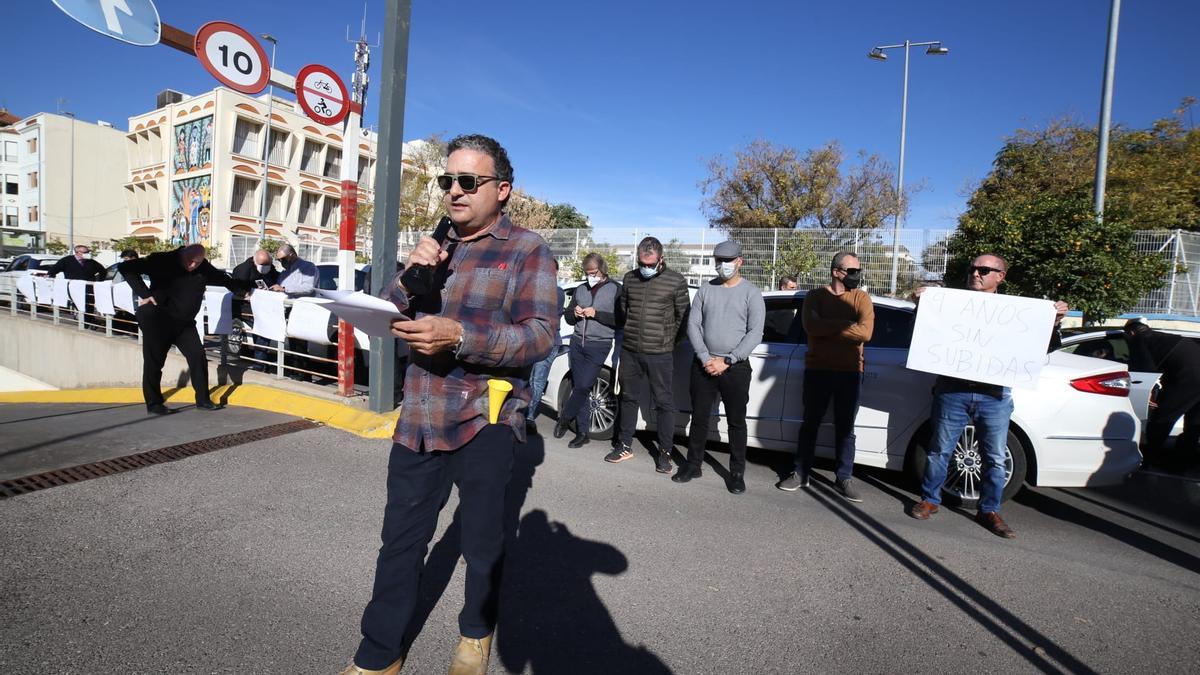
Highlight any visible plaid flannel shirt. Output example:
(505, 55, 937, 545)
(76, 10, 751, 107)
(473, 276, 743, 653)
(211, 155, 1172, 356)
(385, 215, 558, 452)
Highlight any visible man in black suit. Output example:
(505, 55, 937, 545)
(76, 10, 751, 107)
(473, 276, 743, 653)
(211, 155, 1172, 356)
(46, 244, 105, 281)
(119, 244, 252, 414)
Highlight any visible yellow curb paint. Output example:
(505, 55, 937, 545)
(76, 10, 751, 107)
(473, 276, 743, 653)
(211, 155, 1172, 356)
(0, 384, 399, 439)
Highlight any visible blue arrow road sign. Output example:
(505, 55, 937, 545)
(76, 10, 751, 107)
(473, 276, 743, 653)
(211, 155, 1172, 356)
(51, 0, 161, 47)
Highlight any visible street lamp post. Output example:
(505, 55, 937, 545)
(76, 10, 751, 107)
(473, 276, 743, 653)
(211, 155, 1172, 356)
(1094, 0, 1121, 220)
(63, 110, 76, 249)
(868, 40, 948, 294)
(257, 34, 277, 243)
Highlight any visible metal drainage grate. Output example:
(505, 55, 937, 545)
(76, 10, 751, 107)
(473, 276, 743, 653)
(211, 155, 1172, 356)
(0, 419, 321, 499)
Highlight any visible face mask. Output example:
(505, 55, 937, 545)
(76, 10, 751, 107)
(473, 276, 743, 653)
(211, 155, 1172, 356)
(842, 272, 862, 290)
(586, 274, 602, 287)
(279, 256, 293, 269)
(78, 253, 90, 260)
(716, 262, 736, 280)
(257, 263, 271, 274)
(638, 264, 659, 279)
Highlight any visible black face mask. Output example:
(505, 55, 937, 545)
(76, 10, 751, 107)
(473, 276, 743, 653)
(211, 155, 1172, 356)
(279, 256, 293, 269)
(842, 272, 862, 290)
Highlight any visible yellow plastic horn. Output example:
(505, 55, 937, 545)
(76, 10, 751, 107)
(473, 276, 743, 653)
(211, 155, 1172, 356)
(487, 379, 513, 424)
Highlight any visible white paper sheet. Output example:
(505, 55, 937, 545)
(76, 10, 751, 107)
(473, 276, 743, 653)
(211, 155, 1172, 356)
(68, 280, 88, 312)
(249, 290, 288, 342)
(286, 298, 336, 345)
(314, 289, 408, 339)
(205, 288, 234, 334)
(112, 282, 136, 314)
(16, 275, 36, 304)
(906, 287, 1057, 389)
(52, 277, 70, 308)
(34, 276, 53, 304)
(93, 281, 115, 316)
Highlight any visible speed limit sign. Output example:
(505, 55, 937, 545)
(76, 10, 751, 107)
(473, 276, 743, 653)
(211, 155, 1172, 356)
(194, 21, 270, 95)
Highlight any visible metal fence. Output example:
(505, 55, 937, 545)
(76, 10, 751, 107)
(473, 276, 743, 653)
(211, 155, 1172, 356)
(527, 227, 1200, 317)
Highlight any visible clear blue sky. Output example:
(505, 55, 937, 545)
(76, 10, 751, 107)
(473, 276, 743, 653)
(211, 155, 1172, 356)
(6, 1, 1198, 236)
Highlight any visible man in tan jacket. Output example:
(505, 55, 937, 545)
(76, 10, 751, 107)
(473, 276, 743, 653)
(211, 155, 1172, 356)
(777, 251, 874, 501)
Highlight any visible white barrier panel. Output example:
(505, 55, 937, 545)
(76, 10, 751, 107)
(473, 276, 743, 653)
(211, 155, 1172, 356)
(906, 287, 1057, 389)
(94, 280, 115, 316)
(314, 289, 407, 339)
(52, 277, 70, 308)
(249, 290, 287, 342)
(16, 275, 36, 304)
(205, 288, 234, 334)
(34, 277, 53, 304)
(287, 298, 336, 346)
(112, 282, 136, 314)
(68, 280, 88, 312)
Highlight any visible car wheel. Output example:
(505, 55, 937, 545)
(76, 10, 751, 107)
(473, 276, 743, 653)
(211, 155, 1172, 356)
(910, 425, 1029, 508)
(556, 367, 617, 441)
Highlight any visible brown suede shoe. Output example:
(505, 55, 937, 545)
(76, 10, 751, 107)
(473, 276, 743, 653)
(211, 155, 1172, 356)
(338, 657, 402, 675)
(448, 633, 492, 675)
(909, 500, 940, 520)
(977, 511, 1016, 538)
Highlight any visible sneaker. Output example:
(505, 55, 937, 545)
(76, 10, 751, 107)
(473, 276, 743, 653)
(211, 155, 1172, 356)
(605, 445, 634, 463)
(776, 472, 809, 492)
(836, 478, 863, 503)
(654, 450, 674, 474)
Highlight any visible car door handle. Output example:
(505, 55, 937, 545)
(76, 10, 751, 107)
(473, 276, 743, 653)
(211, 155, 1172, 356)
(1130, 380, 1144, 384)
(751, 353, 780, 359)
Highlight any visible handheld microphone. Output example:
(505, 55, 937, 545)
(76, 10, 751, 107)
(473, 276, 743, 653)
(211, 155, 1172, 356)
(399, 216, 453, 295)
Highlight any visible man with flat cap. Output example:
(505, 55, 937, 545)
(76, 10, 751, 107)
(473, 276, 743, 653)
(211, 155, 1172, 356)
(119, 244, 251, 414)
(673, 240, 764, 494)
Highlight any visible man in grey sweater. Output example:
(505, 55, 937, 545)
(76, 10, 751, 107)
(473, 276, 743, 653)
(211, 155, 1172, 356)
(673, 240, 765, 494)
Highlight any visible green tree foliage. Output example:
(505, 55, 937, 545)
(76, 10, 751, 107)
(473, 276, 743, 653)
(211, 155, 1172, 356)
(566, 246, 622, 281)
(108, 236, 178, 256)
(45, 238, 69, 255)
(505, 189, 553, 229)
(399, 135, 448, 232)
(965, 99, 1200, 231)
(699, 139, 905, 230)
(946, 191, 1168, 322)
(549, 203, 589, 229)
(753, 230, 820, 288)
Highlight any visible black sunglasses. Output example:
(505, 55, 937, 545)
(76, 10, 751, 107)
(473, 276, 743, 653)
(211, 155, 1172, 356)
(970, 265, 1005, 276)
(836, 267, 861, 274)
(437, 173, 499, 192)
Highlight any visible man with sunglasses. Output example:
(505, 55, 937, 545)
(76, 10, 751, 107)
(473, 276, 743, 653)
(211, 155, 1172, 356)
(341, 135, 558, 675)
(908, 253, 1068, 538)
(777, 252, 874, 501)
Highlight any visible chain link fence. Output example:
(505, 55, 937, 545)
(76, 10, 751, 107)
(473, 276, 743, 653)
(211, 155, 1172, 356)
(525, 227, 1200, 317)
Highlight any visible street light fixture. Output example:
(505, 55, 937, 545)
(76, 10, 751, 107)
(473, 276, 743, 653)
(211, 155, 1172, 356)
(868, 39, 949, 294)
(257, 33, 278, 243)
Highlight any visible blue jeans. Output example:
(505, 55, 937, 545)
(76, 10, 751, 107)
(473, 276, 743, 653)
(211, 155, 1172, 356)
(526, 345, 559, 422)
(921, 390, 1014, 514)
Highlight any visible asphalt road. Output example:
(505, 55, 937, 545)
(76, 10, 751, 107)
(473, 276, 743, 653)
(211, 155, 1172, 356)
(0, 419, 1197, 674)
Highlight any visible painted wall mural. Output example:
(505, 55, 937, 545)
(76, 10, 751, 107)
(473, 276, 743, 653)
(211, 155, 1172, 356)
(173, 116, 213, 174)
(170, 176, 212, 246)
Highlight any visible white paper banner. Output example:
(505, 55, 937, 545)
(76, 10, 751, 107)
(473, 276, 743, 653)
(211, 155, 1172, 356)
(94, 281, 115, 316)
(286, 298, 336, 345)
(205, 288, 234, 334)
(314, 289, 407, 339)
(906, 287, 1057, 389)
(16, 275, 36, 304)
(196, 301, 206, 339)
(112, 282, 136, 314)
(68, 280, 88, 312)
(34, 276, 53, 304)
(249, 290, 288, 342)
(52, 277, 70, 308)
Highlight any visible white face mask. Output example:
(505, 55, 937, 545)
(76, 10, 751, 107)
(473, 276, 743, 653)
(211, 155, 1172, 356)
(638, 265, 658, 279)
(257, 263, 271, 274)
(586, 274, 602, 287)
(716, 261, 736, 279)
(77, 252, 91, 260)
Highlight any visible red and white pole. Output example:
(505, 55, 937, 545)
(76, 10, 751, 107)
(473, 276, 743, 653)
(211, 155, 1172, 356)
(336, 102, 362, 396)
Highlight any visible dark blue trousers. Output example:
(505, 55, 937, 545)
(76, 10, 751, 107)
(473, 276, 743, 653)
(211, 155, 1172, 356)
(354, 425, 515, 669)
(562, 337, 612, 435)
(795, 369, 862, 482)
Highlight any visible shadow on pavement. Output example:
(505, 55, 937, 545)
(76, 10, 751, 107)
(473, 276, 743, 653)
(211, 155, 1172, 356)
(807, 480, 1099, 675)
(0, 387, 183, 459)
(0, 403, 140, 426)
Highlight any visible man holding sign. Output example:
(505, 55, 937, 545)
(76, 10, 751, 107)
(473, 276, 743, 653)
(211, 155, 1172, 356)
(908, 254, 1067, 538)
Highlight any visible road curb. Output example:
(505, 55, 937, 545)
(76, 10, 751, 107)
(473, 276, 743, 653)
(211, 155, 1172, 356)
(0, 384, 399, 439)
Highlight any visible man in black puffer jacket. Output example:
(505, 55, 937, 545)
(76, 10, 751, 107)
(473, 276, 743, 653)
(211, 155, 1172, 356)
(607, 236, 690, 474)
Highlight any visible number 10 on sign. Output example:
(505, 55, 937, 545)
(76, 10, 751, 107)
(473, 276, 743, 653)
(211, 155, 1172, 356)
(194, 21, 270, 95)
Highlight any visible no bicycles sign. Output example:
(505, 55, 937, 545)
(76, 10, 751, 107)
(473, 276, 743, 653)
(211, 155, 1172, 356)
(295, 64, 349, 126)
(194, 21, 270, 95)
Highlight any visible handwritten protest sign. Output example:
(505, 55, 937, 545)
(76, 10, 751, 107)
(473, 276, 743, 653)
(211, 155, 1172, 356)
(906, 287, 1057, 389)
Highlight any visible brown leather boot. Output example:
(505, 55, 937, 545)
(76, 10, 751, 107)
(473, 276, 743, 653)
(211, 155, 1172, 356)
(909, 500, 940, 520)
(448, 633, 493, 675)
(977, 511, 1016, 538)
(338, 657, 402, 675)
